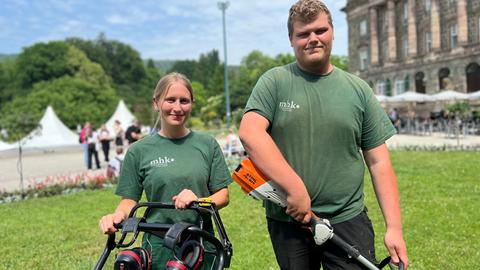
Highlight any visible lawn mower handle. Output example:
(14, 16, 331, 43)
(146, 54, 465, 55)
(93, 201, 233, 270)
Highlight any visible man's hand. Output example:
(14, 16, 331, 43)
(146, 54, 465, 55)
(384, 228, 409, 269)
(285, 188, 312, 224)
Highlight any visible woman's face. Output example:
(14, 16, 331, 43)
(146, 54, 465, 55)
(155, 82, 192, 128)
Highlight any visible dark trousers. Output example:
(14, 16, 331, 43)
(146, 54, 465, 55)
(267, 209, 376, 270)
(101, 140, 110, 162)
(88, 144, 100, 169)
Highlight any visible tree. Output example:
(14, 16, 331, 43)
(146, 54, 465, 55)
(330, 55, 349, 71)
(0, 59, 20, 107)
(16, 41, 74, 89)
(191, 81, 207, 117)
(228, 50, 277, 112)
(66, 46, 112, 87)
(168, 60, 198, 80)
(0, 76, 118, 139)
(193, 50, 221, 87)
(199, 95, 224, 127)
(67, 34, 149, 104)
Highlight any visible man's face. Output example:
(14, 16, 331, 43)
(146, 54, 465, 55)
(290, 12, 333, 73)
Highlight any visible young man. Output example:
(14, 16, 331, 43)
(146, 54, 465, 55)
(238, 1, 409, 269)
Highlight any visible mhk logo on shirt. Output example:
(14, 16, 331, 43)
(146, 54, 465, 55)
(150, 156, 175, 167)
(279, 100, 300, 112)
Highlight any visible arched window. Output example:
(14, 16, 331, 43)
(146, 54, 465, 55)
(466, 63, 480, 92)
(415, 72, 426, 93)
(438, 68, 450, 90)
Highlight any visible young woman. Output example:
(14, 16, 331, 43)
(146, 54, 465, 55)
(99, 72, 232, 269)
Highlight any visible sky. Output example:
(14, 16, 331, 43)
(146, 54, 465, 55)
(0, 0, 348, 65)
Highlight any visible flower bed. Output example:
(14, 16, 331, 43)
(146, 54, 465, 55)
(0, 171, 118, 204)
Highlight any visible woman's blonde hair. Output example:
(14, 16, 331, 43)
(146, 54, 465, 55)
(153, 72, 194, 102)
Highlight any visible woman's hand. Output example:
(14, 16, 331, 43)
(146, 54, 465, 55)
(172, 189, 198, 209)
(99, 211, 125, 234)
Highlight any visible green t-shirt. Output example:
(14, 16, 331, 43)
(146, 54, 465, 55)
(245, 63, 395, 224)
(115, 131, 232, 269)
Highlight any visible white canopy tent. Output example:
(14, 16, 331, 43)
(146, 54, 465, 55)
(375, 94, 389, 103)
(20, 106, 79, 149)
(105, 100, 136, 135)
(0, 140, 13, 151)
(468, 90, 480, 100)
(387, 91, 435, 103)
(432, 90, 469, 101)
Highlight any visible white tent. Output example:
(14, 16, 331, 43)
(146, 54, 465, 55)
(375, 94, 389, 103)
(468, 90, 480, 100)
(432, 90, 469, 101)
(20, 106, 79, 149)
(105, 100, 136, 135)
(388, 91, 435, 103)
(0, 140, 13, 151)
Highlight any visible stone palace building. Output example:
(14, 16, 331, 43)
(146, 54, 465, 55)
(342, 0, 480, 96)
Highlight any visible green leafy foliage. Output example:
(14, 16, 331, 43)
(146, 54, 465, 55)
(1, 35, 349, 134)
(16, 41, 74, 89)
(447, 102, 471, 120)
(0, 76, 117, 139)
(330, 54, 349, 71)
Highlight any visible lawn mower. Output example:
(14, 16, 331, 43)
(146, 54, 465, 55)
(94, 201, 233, 270)
(232, 158, 404, 270)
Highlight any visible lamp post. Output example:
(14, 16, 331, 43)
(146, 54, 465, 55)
(218, 1, 231, 128)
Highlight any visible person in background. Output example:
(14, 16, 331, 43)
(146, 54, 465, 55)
(389, 108, 400, 132)
(106, 146, 124, 178)
(98, 124, 111, 162)
(87, 126, 101, 170)
(125, 120, 142, 145)
(113, 120, 124, 149)
(238, 1, 408, 269)
(99, 72, 232, 270)
(79, 122, 91, 168)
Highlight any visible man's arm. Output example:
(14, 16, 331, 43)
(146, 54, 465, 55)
(239, 111, 311, 223)
(363, 144, 409, 269)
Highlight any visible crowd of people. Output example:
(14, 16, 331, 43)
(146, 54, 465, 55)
(97, 1, 408, 270)
(79, 119, 143, 175)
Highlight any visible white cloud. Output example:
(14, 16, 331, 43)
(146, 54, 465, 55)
(106, 14, 131, 25)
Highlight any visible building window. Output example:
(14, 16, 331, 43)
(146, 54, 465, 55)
(425, 32, 432, 53)
(448, 0, 456, 7)
(450, 24, 458, 48)
(377, 82, 386, 95)
(395, 79, 406, 94)
(360, 20, 367, 36)
(403, 38, 409, 57)
(359, 50, 368, 71)
(425, 0, 431, 12)
(439, 68, 450, 90)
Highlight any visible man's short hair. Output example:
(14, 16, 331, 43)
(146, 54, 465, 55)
(288, 0, 333, 38)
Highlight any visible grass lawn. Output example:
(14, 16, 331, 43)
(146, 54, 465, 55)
(0, 151, 478, 269)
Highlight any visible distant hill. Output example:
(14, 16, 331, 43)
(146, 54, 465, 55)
(0, 53, 17, 62)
